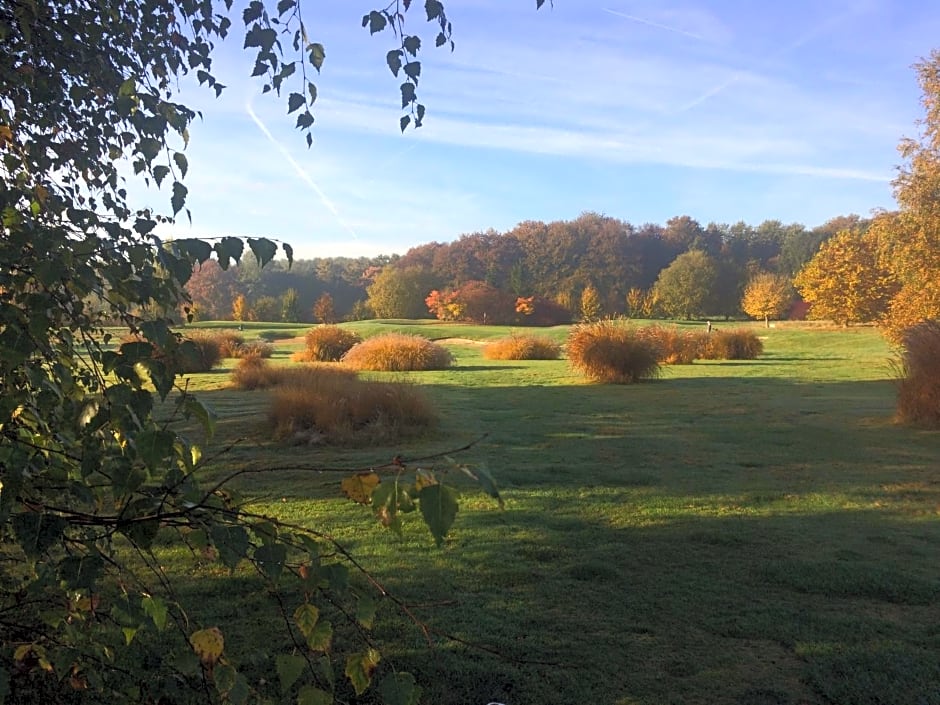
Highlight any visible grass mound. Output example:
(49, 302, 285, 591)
(268, 367, 436, 444)
(342, 333, 453, 371)
(704, 328, 764, 360)
(296, 325, 362, 362)
(567, 320, 660, 383)
(483, 334, 561, 360)
(895, 319, 940, 428)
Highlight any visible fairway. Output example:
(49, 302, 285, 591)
(179, 322, 939, 705)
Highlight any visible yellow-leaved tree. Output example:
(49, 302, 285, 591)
(875, 51, 940, 342)
(793, 230, 896, 327)
(741, 272, 794, 327)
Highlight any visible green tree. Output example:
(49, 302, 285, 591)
(652, 250, 719, 320)
(366, 266, 435, 319)
(741, 272, 794, 327)
(0, 2, 514, 703)
(793, 230, 895, 326)
(280, 287, 301, 322)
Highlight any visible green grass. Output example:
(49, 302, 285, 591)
(160, 321, 940, 705)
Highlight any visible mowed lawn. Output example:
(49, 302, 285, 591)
(171, 321, 940, 705)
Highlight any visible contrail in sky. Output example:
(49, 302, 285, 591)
(245, 100, 359, 240)
(602, 8, 707, 41)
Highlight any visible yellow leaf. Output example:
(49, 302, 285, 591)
(341, 472, 380, 504)
(190, 627, 225, 666)
(414, 468, 437, 491)
(0, 124, 12, 149)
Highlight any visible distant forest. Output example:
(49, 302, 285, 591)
(184, 212, 869, 323)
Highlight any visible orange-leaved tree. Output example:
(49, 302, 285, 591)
(741, 272, 794, 327)
(793, 230, 896, 326)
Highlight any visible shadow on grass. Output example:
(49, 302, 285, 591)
(174, 373, 939, 705)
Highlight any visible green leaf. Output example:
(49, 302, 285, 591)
(254, 542, 288, 582)
(288, 92, 305, 114)
(173, 151, 188, 178)
(386, 50, 403, 76)
(425, 0, 443, 21)
(298, 686, 332, 705)
(276, 654, 307, 693)
(141, 595, 168, 631)
(248, 237, 278, 267)
(135, 429, 176, 470)
(400, 115, 411, 133)
(0, 665, 10, 704)
(229, 674, 251, 705)
(184, 396, 217, 438)
(403, 36, 421, 56)
(243, 1, 264, 24)
(277, 0, 296, 14)
(308, 43, 325, 72)
(171, 181, 187, 215)
(305, 619, 332, 652)
(355, 594, 377, 629)
(418, 484, 459, 546)
(377, 672, 422, 705)
(211, 525, 250, 569)
(294, 603, 319, 637)
(12, 512, 68, 559)
(214, 236, 245, 270)
(345, 649, 381, 695)
(460, 465, 504, 509)
(403, 62, 420, 82)
(153, 164, 170, 187)
(283, 242, 294, 267)
(400, 82, 416, 108)
(367, 11, 387, 34)
(178, 237, 213, 264)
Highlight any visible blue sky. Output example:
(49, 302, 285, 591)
(141, 0, 940, 259)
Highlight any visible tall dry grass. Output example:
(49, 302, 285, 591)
(638, 325, 706, 364)
(296, 325, 362, 362)
(483, 334, 561, 360)
(342, 333, 453, 371)
(895, 320, 940, 428)
(702, 328, 764, 360)
(230, 357, 355, 391)
(268, 368, 436, 444)
(567, 321, 661, 383)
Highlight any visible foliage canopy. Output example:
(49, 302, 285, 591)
(0, 1, 523, 702)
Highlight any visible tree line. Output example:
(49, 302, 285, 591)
(185, 213, 868, 324)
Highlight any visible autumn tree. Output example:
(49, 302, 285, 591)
(231, 292, 249, 321)
(653, 250, 719, 320)
(875, 51, 940, 341)
(580, 284, 603, 321)
(793, 230, 896, 326)
(313, 291, 336, 323)
(741, 272, 794, 327)
(0, 1, 518, 703)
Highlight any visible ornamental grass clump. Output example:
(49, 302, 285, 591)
(703, 328, 764, 360)
(483, 334, 561, 360)
(639, 325, 706, 365)
(296, 325, 362, 362)
(342, 333, 453, 371)
(895, 319, 940, 428)
(230, 357, 355, 391)
(212, 329, 245, 358)
(268, 368, 436, 444)
(567, 320, 661, 383)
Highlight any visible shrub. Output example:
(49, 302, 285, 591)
(703, 328, 764, 360)
(567, 321, 660, 383)
(342, 333, 453, 371)
(895, 320, 940, 428)
(483, 334, 561, 360)
(639, 325, 706, 364)
(299, 325, 363, 362)
(268, 368, 436, 444)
